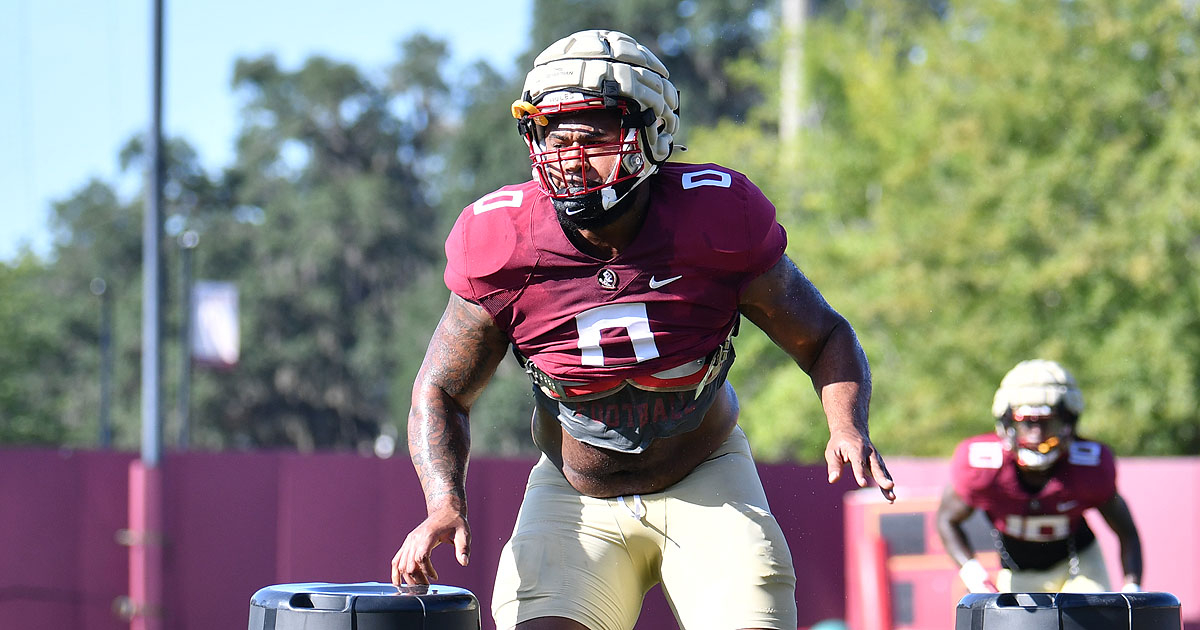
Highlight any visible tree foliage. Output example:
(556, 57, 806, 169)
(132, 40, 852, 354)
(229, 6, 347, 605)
(688, 0, 1200, 459)
(10, 178, 150, 448)
(185, 50, 452, 450)
(0, 258, 73, 444)
(3, 0, 1197, 461)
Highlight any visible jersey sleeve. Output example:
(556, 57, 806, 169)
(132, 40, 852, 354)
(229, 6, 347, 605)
(724, 171, 792, 290)
(950, 436, 1004, 507)
(1101, 445, 1118, 502)
(1070, 440, 1118, 507)
(443, 208, 476, 301)
(671, 165, 787, 290)
(443, 187, 527, 305)
(734, 174, 787, 284)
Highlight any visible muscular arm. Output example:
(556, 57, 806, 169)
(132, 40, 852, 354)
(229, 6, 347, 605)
(936, 484, 979, 567)
(936, 484, 998, 592)
(408, 294, 509, 511)
(392, 294, 510, 585)
(739, 254, 894, 501)
(1097, 492, 1143, 588)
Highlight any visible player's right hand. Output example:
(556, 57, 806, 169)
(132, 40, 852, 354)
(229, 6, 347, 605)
(390, 507, 471, 587)
(958, 558, 999, 593)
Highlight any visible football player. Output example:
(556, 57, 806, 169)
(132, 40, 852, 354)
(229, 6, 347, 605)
(936, 359, 1143, 594)
(390, 29, 894, 630)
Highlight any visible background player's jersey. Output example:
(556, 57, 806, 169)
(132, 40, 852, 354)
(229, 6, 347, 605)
(949, 433, 1117, 570)
(444, 162, 786, 383)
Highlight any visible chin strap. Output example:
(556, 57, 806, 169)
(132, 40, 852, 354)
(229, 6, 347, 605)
(592, 171, 649, 212)
(598, 135, 655, 211)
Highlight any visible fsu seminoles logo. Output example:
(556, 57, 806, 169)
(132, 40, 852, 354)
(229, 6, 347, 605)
(597, 267, 619, 290)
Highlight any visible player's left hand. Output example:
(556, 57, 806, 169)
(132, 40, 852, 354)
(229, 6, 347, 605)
(826, 428, 896, 503)
(390, 505, 470, 587)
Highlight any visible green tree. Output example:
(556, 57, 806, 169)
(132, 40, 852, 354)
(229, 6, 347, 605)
(0, 258, 72, 443)
(0, 175, 152, 448)
(170, 48, 443, 450)
(688, 0, 1200, 460)
(12, 2, 1195, 461)
(0, 34, 533, 454)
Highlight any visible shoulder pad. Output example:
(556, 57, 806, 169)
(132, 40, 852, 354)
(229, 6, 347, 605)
(1068, 439, 1118, 502)
(656, 163, 786, 276)
(951, 435, 1006, 501)
(444, 184, 536, 301)
(1067, 440, 1106, 467)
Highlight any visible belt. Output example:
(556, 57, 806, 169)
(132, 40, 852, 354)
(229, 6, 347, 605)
(515, 325, 737, 403)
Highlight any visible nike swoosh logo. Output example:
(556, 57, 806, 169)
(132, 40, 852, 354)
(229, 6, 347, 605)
(1057, 501, 1079, 512)
(649, 275, 682, 289)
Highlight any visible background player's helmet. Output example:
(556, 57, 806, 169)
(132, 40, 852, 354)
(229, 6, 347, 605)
(512, 29, 680, 222)
(991, 359, 1084, 471)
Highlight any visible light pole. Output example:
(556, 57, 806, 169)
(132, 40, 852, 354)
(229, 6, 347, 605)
(177, 230, 198, 449)
(128, 0, 167, 628)
(781, 0, 807, 169)
(90, 277, 114, 448)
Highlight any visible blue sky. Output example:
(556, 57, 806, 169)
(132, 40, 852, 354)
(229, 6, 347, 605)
(0, 0, 532, 262)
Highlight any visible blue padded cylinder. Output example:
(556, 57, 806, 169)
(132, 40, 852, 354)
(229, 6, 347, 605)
(248, 582, 479, 630)
(955, 592, 1181, 630)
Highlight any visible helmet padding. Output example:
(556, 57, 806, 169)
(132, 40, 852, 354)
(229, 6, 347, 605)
(523, 29, 680, 166)
(992, 359, 1083, 471)
(991, 359, 1084, 420)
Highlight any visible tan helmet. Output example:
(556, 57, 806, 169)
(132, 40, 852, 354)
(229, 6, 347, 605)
(992, 359, 1084, 470)
(991, 359, 1084, 420)
(511, 30, 681, 222)
(521, 29, 679, 165)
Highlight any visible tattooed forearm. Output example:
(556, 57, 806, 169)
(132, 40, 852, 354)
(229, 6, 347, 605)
(408, 295, 509, 511)
(408, 400, 470, 510)
(422, 295, 509, 402)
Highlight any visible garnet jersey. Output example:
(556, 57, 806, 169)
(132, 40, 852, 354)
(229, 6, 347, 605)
(950, 433, 1118, 570)
(444, 163, 787, 383)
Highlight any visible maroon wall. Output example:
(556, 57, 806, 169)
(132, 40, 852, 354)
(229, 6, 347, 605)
(0, 449, 131, 630)
(0, 448, 850, 629)
(2, 448, 1193, 629)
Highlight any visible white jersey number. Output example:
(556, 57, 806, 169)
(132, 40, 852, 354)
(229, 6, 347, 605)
(1005, 514, 1071, 541)
(575, 303, 659, 366)
(681, 169, 733, 190)
(967, 441, 1005, 469)
(1068, 441, 1102, 466)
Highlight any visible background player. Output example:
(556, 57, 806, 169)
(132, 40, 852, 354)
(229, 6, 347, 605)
(936, 359, 1143, 593)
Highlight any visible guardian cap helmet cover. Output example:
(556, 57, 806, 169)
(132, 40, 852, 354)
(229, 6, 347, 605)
(991, 359, 1084, 471)
(512, 30, 680, 225)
